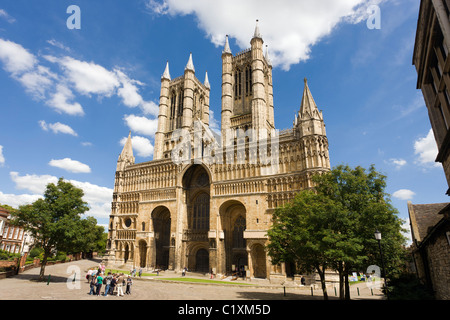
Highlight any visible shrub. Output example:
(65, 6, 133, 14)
(388, 273, 434, 300)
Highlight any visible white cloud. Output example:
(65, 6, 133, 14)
(414, 129, 440, 168)
(49, 158, 91, 173)
(120, 135, 154, 158)
(388, 158, 407, 169)
(147, 0, 383, 70)
(0, 38, 156, 117)
(392, 189, 415, 200)
(39, 120, 78, 136)
(10, 171, 58, 194)
(54, 56, 120, 97)
(0, 38, 37, 75)
(8, 171, 113, 219)
(46, 39, 71, 52)
(123, 114, 158, 137)
(0, 9, 15, 23)
(0, 191, 42, 208)
(0, 145, 4, 166)
(46, 84, 84, 116)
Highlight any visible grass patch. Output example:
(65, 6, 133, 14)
(162, 277, 254, 285)
(101, 268, 157, 277)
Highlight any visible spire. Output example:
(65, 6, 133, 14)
(299, 78, 322, 120)
(253, 19, 262, 39)
(204, 71, 210, 89)
(185, 52, 195, 72)
(161, 61, 171, 80)
(117, 131, 135, 170)
(223, 35, 232, 54)
(265, 45, 272, 66)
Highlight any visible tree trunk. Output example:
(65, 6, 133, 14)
(338, 263, 345, 299)
(316, 267, 328, 300)
(344, 273, 351, 300)
(39, 249, 51, 282)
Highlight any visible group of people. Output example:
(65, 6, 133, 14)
(86, 266, 133, 297)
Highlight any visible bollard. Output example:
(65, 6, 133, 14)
(283, 286, 286, 297)
(311, 287, 313, 296)
(357, 287, 360, 296)
(47, 274, 51, 285)
(371, 288, 373, 296)
(73, 272, 76, 282)
(334, 287, 337, 296)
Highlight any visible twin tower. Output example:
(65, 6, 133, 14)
(153, 21, 283, 161)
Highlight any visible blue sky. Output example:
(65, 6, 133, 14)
(0, 0, 447, 242)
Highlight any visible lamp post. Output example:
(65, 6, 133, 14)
(374, 229, 388, 299)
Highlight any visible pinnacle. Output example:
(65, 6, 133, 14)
(162, 61, 171, 80)
(185, 52, 195, 72)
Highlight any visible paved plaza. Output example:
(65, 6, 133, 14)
(0, 259, 383, 301)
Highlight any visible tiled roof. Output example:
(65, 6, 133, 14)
(408, 202, 449, 243)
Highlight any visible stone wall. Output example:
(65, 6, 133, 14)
(426, 224, 450, 300)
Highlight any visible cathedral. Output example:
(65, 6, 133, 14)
(104, 22, 331, 281)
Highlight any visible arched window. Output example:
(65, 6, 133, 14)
(192, 193, 210, 230)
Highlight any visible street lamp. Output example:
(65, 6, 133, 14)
(374, 229, 388, 299)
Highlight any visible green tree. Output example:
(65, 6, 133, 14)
(267, 190, 345, 299)
(312, 165, 407, 299)
(10, 178, 89, 281)
(267, 164, 407, 300)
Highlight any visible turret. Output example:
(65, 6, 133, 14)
(182, 53, 195, 131)
(221, 35, 233, 145)
(154, 61, 171, 160)
(250, 20, 268, 139)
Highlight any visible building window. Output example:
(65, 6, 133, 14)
(192, 193, 210, 231)
(233, 216, 246, 248)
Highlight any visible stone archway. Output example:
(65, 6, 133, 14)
(152, 206, 171, 270)
(251, 243, 267, 278)
(138, 240, 147, 268)
(219, 200, 247, 275)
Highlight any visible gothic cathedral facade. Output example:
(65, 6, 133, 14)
(104, 22, 331, 280)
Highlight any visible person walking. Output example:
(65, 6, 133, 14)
(125, 275, 133, 295)
(139, 268, 143, 278)
(103, 272, 112, 296)
(116, 273, 124, 296)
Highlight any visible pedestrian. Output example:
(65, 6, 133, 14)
(96, 273, 103, 296)
(132, 268, 136, 277)
(139, 268, 142, 277)
(116, 273, 124, 296)
(125, 275, 133, 295)
(88, 274, 97, 295)
(103, 272, 112, 296)
(109, 274, 117, 295)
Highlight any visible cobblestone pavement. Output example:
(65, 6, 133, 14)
(0, 259, 384, 301)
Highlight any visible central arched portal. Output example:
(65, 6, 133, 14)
(182, 164, 211, 272)
(220, 201, 247, 276)
(152, 207, 171, 270)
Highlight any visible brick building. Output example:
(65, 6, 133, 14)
(0, 206, 27, 254)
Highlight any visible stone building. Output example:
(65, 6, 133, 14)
(408, 202, 450, 299)
(412, 0, 450, 299)
(104, 22, 331, 280)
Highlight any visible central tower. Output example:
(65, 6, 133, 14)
(221, 20, 274, 145)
